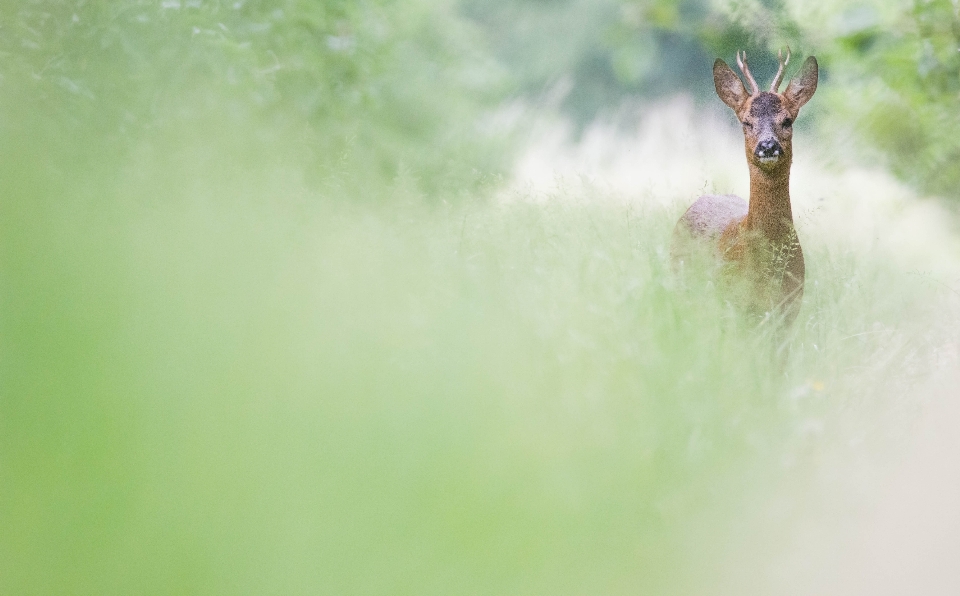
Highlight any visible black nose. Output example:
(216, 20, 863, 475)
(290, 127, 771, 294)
(755, 140, 783, 159)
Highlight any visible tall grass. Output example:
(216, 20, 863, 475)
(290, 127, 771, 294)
(2, 133, 955, 593)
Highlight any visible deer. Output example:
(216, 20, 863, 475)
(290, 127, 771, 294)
(672, 49, 818, 333)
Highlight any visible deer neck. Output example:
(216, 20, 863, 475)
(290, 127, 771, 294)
(745, 161, 794, 243)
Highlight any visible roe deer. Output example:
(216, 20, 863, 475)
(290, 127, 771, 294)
(672, 49, 818, 329)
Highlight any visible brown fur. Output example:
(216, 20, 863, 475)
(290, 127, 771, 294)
(672, 53, 818, 327)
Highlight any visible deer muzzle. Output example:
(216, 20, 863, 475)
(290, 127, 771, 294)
(754, 139, 783, 164)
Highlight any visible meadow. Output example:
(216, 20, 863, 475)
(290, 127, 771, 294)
(3, 2, 960, 595)
(4, 106, 959, 594)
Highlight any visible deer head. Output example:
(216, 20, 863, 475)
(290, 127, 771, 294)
(713, 49, 818, 172)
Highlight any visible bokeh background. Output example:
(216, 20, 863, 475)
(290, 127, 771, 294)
(2, 1, 960, 594)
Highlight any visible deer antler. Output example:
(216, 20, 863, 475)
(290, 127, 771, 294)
(736, 50, 760, 96)
(769, 46, 791, 92)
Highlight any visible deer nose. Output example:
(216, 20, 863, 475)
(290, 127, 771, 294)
(754, 139, 783, 159)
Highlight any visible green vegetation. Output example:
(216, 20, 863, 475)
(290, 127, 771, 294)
(9, 1, 956, 198)
(1, 1, 958, 594)
(1, 1, 506, 198)
(463, 0, 960, 199)
(3, 165, 954, 592)
(711, 0, 960, 200)
(799, 0, 960, 199)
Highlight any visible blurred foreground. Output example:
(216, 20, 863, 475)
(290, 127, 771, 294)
(4, 102, 960, 595)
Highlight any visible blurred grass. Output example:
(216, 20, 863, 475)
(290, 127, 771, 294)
(2, 134, 954, 593)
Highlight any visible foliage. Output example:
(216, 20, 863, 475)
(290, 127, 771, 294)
(7, 1, 955, 200)
(710, 0, 960, 199)
(0, 0, 508, 198)
(459, 0, 960, 199)
(461, 0, 710, 125)
(459, 0, 807, 129)
(792, 0, 960, 200)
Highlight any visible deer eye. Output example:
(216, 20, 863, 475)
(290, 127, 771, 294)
(782, 118, 793, 128)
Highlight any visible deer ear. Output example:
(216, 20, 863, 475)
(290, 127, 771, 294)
(713, 59, 749, 111)
(784, 56, 818, 110)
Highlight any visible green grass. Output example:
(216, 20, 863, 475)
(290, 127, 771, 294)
(2, 149, 954, 593)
